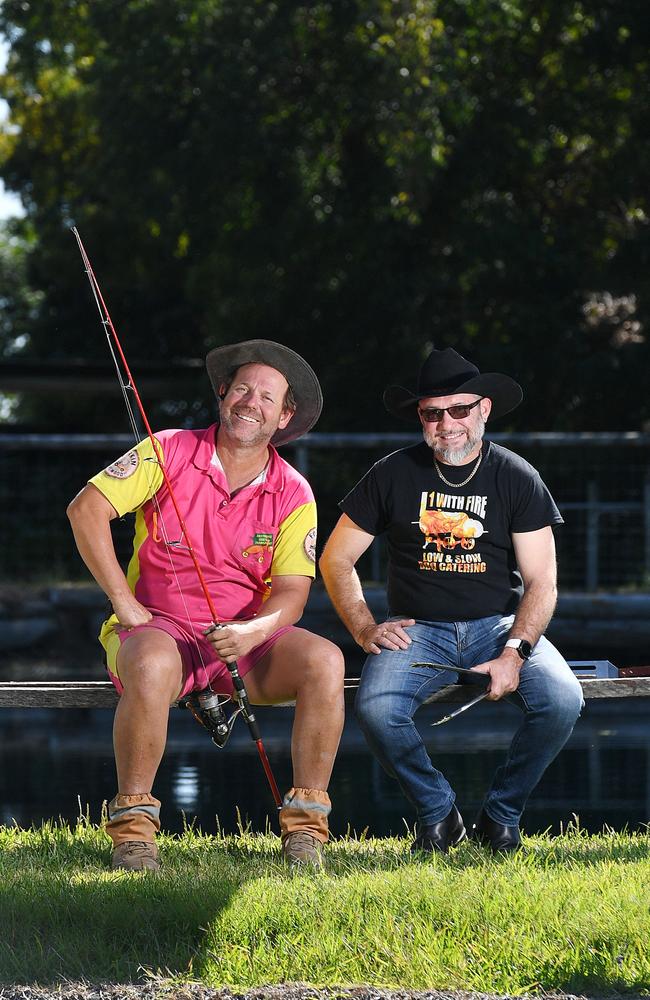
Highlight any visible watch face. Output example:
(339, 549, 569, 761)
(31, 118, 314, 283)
(519, 640, 533, 659)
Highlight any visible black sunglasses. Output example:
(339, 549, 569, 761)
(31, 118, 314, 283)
(418, 398, 483, 423)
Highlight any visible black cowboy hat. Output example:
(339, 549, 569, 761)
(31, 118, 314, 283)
(383, 347, 523, 421)
(205, 339, 323, 446)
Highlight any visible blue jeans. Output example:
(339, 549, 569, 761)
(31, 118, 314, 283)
(354, 616, 584, 828)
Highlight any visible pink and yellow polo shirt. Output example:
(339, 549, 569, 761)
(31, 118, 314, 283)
(89, 424, 317, 642)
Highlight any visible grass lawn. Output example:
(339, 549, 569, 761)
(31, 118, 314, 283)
(1, 818, 649, 994)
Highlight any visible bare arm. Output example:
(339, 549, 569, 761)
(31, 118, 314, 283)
(474, 525, 558, 699)
(509, 525, 558, 642)
(205, 575, 311, 662)
(319, 514, 414, 654)
(66, 483, 152, 628)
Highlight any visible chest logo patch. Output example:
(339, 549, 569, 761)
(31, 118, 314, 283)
(242, 533, 274, 563)
(104, 449, 139, 479)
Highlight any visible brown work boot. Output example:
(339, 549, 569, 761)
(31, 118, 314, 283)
(282, 831, 323, 869)
(111, 840, 160, 872)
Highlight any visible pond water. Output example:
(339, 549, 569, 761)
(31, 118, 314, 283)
(2, 696, 648, 839)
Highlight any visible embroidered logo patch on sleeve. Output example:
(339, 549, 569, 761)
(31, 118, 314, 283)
(303, 527, 317, 563)
(105, 449, 140, 479)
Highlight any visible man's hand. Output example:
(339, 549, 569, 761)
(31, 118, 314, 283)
(111, 595, 153, 631)
(357, 618, 415, 655)
(473, 649, 522, 700)
(204, 621, 263, 664)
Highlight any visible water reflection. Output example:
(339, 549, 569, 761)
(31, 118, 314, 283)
(1, 699, 649, 837)
(172, 764, 200, 812)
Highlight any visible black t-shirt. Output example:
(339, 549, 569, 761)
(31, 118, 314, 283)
(339, 440, 563, 622)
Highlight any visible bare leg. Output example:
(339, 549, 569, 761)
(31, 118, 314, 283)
(113, 629, 184, 793)
(243, 628, 345, 789)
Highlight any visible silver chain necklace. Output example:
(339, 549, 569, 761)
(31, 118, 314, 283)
(434, 450, 482, 488)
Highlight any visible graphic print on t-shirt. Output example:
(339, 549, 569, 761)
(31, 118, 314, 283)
(415, 489, 488, 575)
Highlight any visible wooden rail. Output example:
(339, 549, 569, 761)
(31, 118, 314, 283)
(1, 676, 650, 709)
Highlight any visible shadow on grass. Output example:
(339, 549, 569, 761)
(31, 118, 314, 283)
(402, 827, 650, 871)
(322, 828, 650, 875)
(0, 831, 280, 984)
(522, 829, 650, 867)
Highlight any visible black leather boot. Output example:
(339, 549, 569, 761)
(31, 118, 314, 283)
(411, 805, 466, 854)
(471, 808, 521, 853)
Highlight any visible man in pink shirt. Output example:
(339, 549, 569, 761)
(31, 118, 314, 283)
(67, 340, 344, 870)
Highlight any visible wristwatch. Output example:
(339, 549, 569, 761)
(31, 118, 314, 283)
(504, 637, 533, 661)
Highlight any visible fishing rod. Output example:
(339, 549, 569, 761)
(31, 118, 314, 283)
(71, 226, 282, 809)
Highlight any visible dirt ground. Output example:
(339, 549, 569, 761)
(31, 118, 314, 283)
(0, 984, 601, 1000)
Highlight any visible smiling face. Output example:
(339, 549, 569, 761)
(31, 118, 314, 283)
(419, 392, 492, 465)
(218, 363, 294, 448)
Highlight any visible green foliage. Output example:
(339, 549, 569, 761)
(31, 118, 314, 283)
(1, 1, 649, 430)
(2, 818, 650, 992)
(0, 221, 42, 345)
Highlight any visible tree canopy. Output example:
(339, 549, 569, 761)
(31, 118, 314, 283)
(1, 0, 648, 432)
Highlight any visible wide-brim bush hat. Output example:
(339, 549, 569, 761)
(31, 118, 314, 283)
(206, 339, 323, 446)
(383, 347, 523, 421)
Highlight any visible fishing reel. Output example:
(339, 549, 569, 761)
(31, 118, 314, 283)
(181, 688, 243, 749)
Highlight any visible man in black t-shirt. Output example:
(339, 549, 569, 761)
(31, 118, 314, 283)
(320, 346, 583, 854)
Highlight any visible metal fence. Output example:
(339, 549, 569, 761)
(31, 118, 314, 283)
(1, 432, 649, 591)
